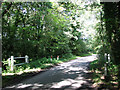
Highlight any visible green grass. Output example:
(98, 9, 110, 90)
(78, 53, 92, 57)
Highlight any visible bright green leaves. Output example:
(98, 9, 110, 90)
(2, 2, 89, 61)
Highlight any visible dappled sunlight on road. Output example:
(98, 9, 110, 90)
(3, 55, 97, 90)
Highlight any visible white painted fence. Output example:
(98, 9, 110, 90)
(8, 55, 29, 71)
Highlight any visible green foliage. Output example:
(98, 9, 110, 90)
(90, 60, 100, 70)
(3, 56, 76, 75)
(61, 53, 73, 59)
(90, 60, 119, 88)
(2, 2, 88, 65)
(108, 62, 118, 76)
(79, 53, 92, 57)
(94, 2, 120, 88)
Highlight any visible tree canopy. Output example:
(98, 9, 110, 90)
(2, 2, 89, 60)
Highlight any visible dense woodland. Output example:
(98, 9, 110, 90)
(96, 2, 120, 88)
(1, 1, 120, 89)
(2, 2, 89, 60)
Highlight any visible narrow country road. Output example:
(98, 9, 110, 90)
(3, 54, 97, 90)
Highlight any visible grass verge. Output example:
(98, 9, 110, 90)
(89, 60, 119, 89)
(79, 53, 92, 57)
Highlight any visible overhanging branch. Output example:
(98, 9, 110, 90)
(2, 2, 12, 17)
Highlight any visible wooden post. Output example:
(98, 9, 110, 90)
(25, 55, 29, 63)
(51, 55, 52, 61)
(108, 54, 110, 63)
(10, 56, 14, 71)
(57, 56, 59, 60)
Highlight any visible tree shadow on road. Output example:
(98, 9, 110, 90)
(76, 71, 95, 90)
(3, 59, 96, 90)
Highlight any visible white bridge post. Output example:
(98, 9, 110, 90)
(10, 56, 14, 71)
(25, 55, 29, 63)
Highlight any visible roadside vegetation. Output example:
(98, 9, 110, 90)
(90, 59, 118, 89)
(2, 53, 92, 87)
(2, 2, 95, 87)
(2, 2, 90, 71)
(1, 1, 120, 89)
(2, 56, 77, 87)
(89, 2, 120, 89)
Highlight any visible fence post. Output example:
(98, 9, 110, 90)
(108, 54, 110, 63)
(10, 56, 14, 71)
(57, 56, 59, 60)
(25, 55, 29, 63)
(51, 55, 52, 61)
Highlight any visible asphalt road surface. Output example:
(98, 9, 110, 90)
(3, 54, 97, 90)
